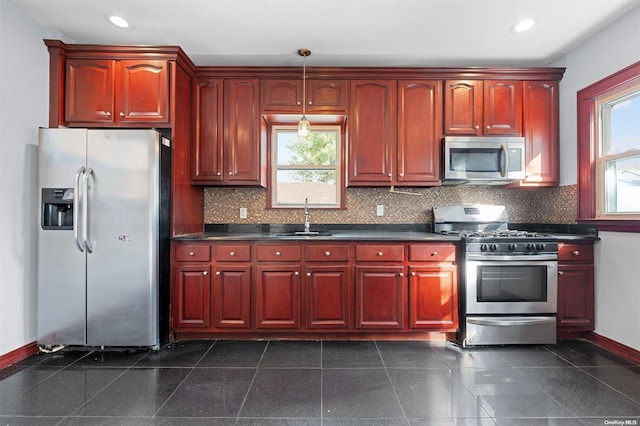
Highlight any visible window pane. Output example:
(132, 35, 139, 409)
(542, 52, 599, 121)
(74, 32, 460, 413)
(605, 155, 640, 214)
(276, 131, 337, 166)
(276, 170, 338, 205)
(608, 91, 640, 155)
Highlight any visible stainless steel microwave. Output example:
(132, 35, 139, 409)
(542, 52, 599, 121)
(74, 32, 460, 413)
(442, 136, 526, 184)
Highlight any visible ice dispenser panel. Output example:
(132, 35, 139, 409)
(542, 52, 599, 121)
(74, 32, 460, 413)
(41, 188, 74, 229)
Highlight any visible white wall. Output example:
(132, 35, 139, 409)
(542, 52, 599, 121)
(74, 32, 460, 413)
(0, 1, 55, 357)
(551, 6, 640, 350)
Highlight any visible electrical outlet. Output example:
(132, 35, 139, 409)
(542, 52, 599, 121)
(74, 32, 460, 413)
(376, 205, 384, 216)
(239, 207, 247, 219)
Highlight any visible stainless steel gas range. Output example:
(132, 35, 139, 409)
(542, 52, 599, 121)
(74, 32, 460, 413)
(434, 205, 558, 347)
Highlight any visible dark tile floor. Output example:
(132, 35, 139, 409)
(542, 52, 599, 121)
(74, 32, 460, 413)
(1, 339, 640, 425)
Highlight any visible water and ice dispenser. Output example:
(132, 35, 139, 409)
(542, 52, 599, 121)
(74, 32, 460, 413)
(41, 188, 74, 229)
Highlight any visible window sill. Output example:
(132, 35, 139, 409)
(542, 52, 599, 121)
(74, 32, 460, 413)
(577, 218, 640, 233)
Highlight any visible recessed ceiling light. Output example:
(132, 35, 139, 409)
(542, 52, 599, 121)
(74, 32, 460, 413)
(511, 18, 536, 33)
(108, 15, 130, 29)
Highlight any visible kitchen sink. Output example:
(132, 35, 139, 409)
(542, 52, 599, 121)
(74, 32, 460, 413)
(276, 231, 333, 238)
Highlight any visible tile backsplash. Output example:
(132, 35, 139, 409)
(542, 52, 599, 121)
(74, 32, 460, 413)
(204, 184, 577, 226)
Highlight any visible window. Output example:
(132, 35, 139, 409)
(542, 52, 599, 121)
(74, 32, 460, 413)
(270, 125, 343, 208)
(577, 61, 640, 231)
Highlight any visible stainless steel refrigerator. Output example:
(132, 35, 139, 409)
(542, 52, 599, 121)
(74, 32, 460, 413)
(37, 128, 171, 349)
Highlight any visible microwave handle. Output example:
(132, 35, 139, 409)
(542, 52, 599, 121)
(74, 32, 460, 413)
(501, 144, 508, 177)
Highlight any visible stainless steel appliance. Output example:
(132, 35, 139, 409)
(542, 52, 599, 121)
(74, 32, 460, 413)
(37, 128, 171, 349)
(434, 205, 558, 346)
(442, 136, 526, 184)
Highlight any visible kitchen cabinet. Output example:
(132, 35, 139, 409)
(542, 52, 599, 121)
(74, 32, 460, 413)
(354, 244, 406, 329)
(65, 58, 170, 126)
(304, 244, 352, 329)
(408, 243, 458, 330)
(255, 244, 302, 329)
(557, 242, 594, 332)
(172, 244, 211, 329)
(444, 80, 522, 136)
(348, 80, 397, 185)
(192, 78, 265, 185)
(212, 244, 251, 329)
(519, 80, 559, 186)
(262, 79, 347, 113)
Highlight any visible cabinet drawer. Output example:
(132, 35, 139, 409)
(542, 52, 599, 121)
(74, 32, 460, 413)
(257, 244, 301, 262)
(175, 244, 211, 262)
(409, 244, 456, 262)
(558, 243, 593, 262)
(306, 245, 350, 262)
(215, 244, 251, 262)
(355, 244, 404, 262)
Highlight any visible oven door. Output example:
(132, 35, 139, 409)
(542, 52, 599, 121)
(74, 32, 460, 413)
(465, 257, 557, 315)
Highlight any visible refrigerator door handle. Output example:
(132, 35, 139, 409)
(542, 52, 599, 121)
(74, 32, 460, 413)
(82, 167, 94, 253)
(73, 166, 85, 252)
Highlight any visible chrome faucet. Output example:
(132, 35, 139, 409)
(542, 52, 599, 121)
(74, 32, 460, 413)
(304, 197, 311, 233)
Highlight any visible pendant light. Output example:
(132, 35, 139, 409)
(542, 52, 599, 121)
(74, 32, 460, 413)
(298, 48, 311, 137)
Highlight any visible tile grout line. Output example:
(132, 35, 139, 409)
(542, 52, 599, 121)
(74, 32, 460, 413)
(234, 340, 270, 423)
(374, 341, 410, 425)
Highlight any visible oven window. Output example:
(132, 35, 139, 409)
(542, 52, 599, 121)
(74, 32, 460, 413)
(477, 265, 547, 302)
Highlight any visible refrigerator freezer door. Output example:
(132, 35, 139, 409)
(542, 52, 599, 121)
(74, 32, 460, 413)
(85, 129, 159, 346)
(37, 128, 88, 345)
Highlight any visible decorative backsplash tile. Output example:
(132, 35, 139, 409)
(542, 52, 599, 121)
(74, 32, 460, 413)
(204, 184, 577, 226)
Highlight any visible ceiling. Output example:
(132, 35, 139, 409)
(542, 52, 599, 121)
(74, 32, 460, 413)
(10, 0, 640, 67)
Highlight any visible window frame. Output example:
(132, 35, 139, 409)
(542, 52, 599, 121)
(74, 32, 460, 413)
(577, 60, 640, 232)
(267, 122, 346, 209)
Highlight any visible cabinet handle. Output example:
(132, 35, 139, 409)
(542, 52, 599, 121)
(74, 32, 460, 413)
(188, 251, 195, 256)
(307, 272, 311, 277)
(275, 251, 281, 256)
(105, 111, 112, 117)
(294, 271, 299, 276)
(308, 101, 313, 105)
(572, 250, 580, 256)
(377, 251, 383, 256)
(297, 101, 301, 105)
(399, 272, 404, 277)
(388, 173, 392, 177)
(558, 271, 564, 275)
(119, 112, 125, 117)
(229, 171, 233, 175)
(216, 172, 221, 176)
(486, 125, 490, 129)
(431, 252, 438, 256)
(325, 251, 331, 256)
(216, 271, 221, 275)
(399, 173, 404, 177)
(229, 251, 235, 256)
(203, 271, 208, 276)
(475, 125, 480, 130)
(411, 272, 416, 276)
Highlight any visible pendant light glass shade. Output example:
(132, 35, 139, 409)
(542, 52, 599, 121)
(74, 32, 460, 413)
(298, 48, 311, 137)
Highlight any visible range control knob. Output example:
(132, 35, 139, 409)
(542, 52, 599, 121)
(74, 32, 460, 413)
(489, 244, 498, 251)
(480, 244, 488, 251)
(508, 243, 518, 250)
(536, 243, 545, 250)
(526, 243, 536, 250)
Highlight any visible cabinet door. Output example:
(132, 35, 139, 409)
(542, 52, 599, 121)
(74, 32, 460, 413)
(255, 265, 301, 329)
(557, 263, 594, 331)
(483, 80, 522, 135)
(305, 265, 352, 329)
(521, 81, 559, 185)
(213, 265, 251, 329)
(192, 79, 224, 181)
(307, 80, 347, 112)
(444, 80, 483, 135)
(397, 80, 442, 184)
(225, 79, 264, 185)
(409, 265, 458, 329)
(117, 60, 170, 125)
(65, 59, 115, 124)
(348, 80, 397, 185)
(173, 264, 211, 329)
(262, 80, 302, 112)
(355, 266, 405, 329)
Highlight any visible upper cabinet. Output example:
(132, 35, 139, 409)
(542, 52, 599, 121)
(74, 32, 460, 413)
(65, 59, 170, 126)
(192, 78, 265, 186)
(444, 80, 522, 136)
(262, 79, 347, 113)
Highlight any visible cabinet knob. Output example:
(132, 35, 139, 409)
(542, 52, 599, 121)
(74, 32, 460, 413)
(399, 173, 404, 177)
(105, 111, 112, 117)
(229, 251, 235, 256)
(216, 172, 221, 176)
(203, 271, 208, 276)
(119, 112, 125, 117)
(411, 272, 416, 276)
(431, 252, 438, 256)
(558, 271, 564, 275)
(388, 173, 392, 177)
(188, 251, 195, 256)
(216, 271, 221, 275)
(377, 251, 383, 256)
(572, 250, 580, 256)
(275, 251, 281, 256)
(486, 125, 490, 129)
(229, 171, 233, 175)
(475, 125, 480, 130)
(307, 272, 311, 277)
(308, 101, 313, 105)
(399, 272, 404, 277)
(294, 271, 299, 276)
(296, 101, 301, 105)
(325, 251, 331, 256)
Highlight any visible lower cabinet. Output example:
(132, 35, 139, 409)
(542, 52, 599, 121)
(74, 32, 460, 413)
(305, 265, 352, 329)
(173, 264, 211, 328)
(408, 265, 458, 329)
(213, 265, 251, 328)
(557, 242, 595, 332)
(255, 265, 301, 329)
(355, 265, 405, 329)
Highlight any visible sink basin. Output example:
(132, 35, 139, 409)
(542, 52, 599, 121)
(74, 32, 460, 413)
(276, 231, 333, 238)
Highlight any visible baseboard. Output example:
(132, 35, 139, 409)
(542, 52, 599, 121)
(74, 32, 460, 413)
(587, 332, 640, 365)
(0, 341, 38, 369)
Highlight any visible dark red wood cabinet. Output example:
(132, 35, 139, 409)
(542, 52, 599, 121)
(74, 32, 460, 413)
(557, 242, 595, 332)
(262, 79, 347, 113)
(172, 244, 212, 329)
(65, 58, 170, 126)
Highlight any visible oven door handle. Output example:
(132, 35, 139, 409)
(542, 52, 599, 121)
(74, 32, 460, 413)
(468, 317, 556, 327)
(466, 253, 558, 261)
